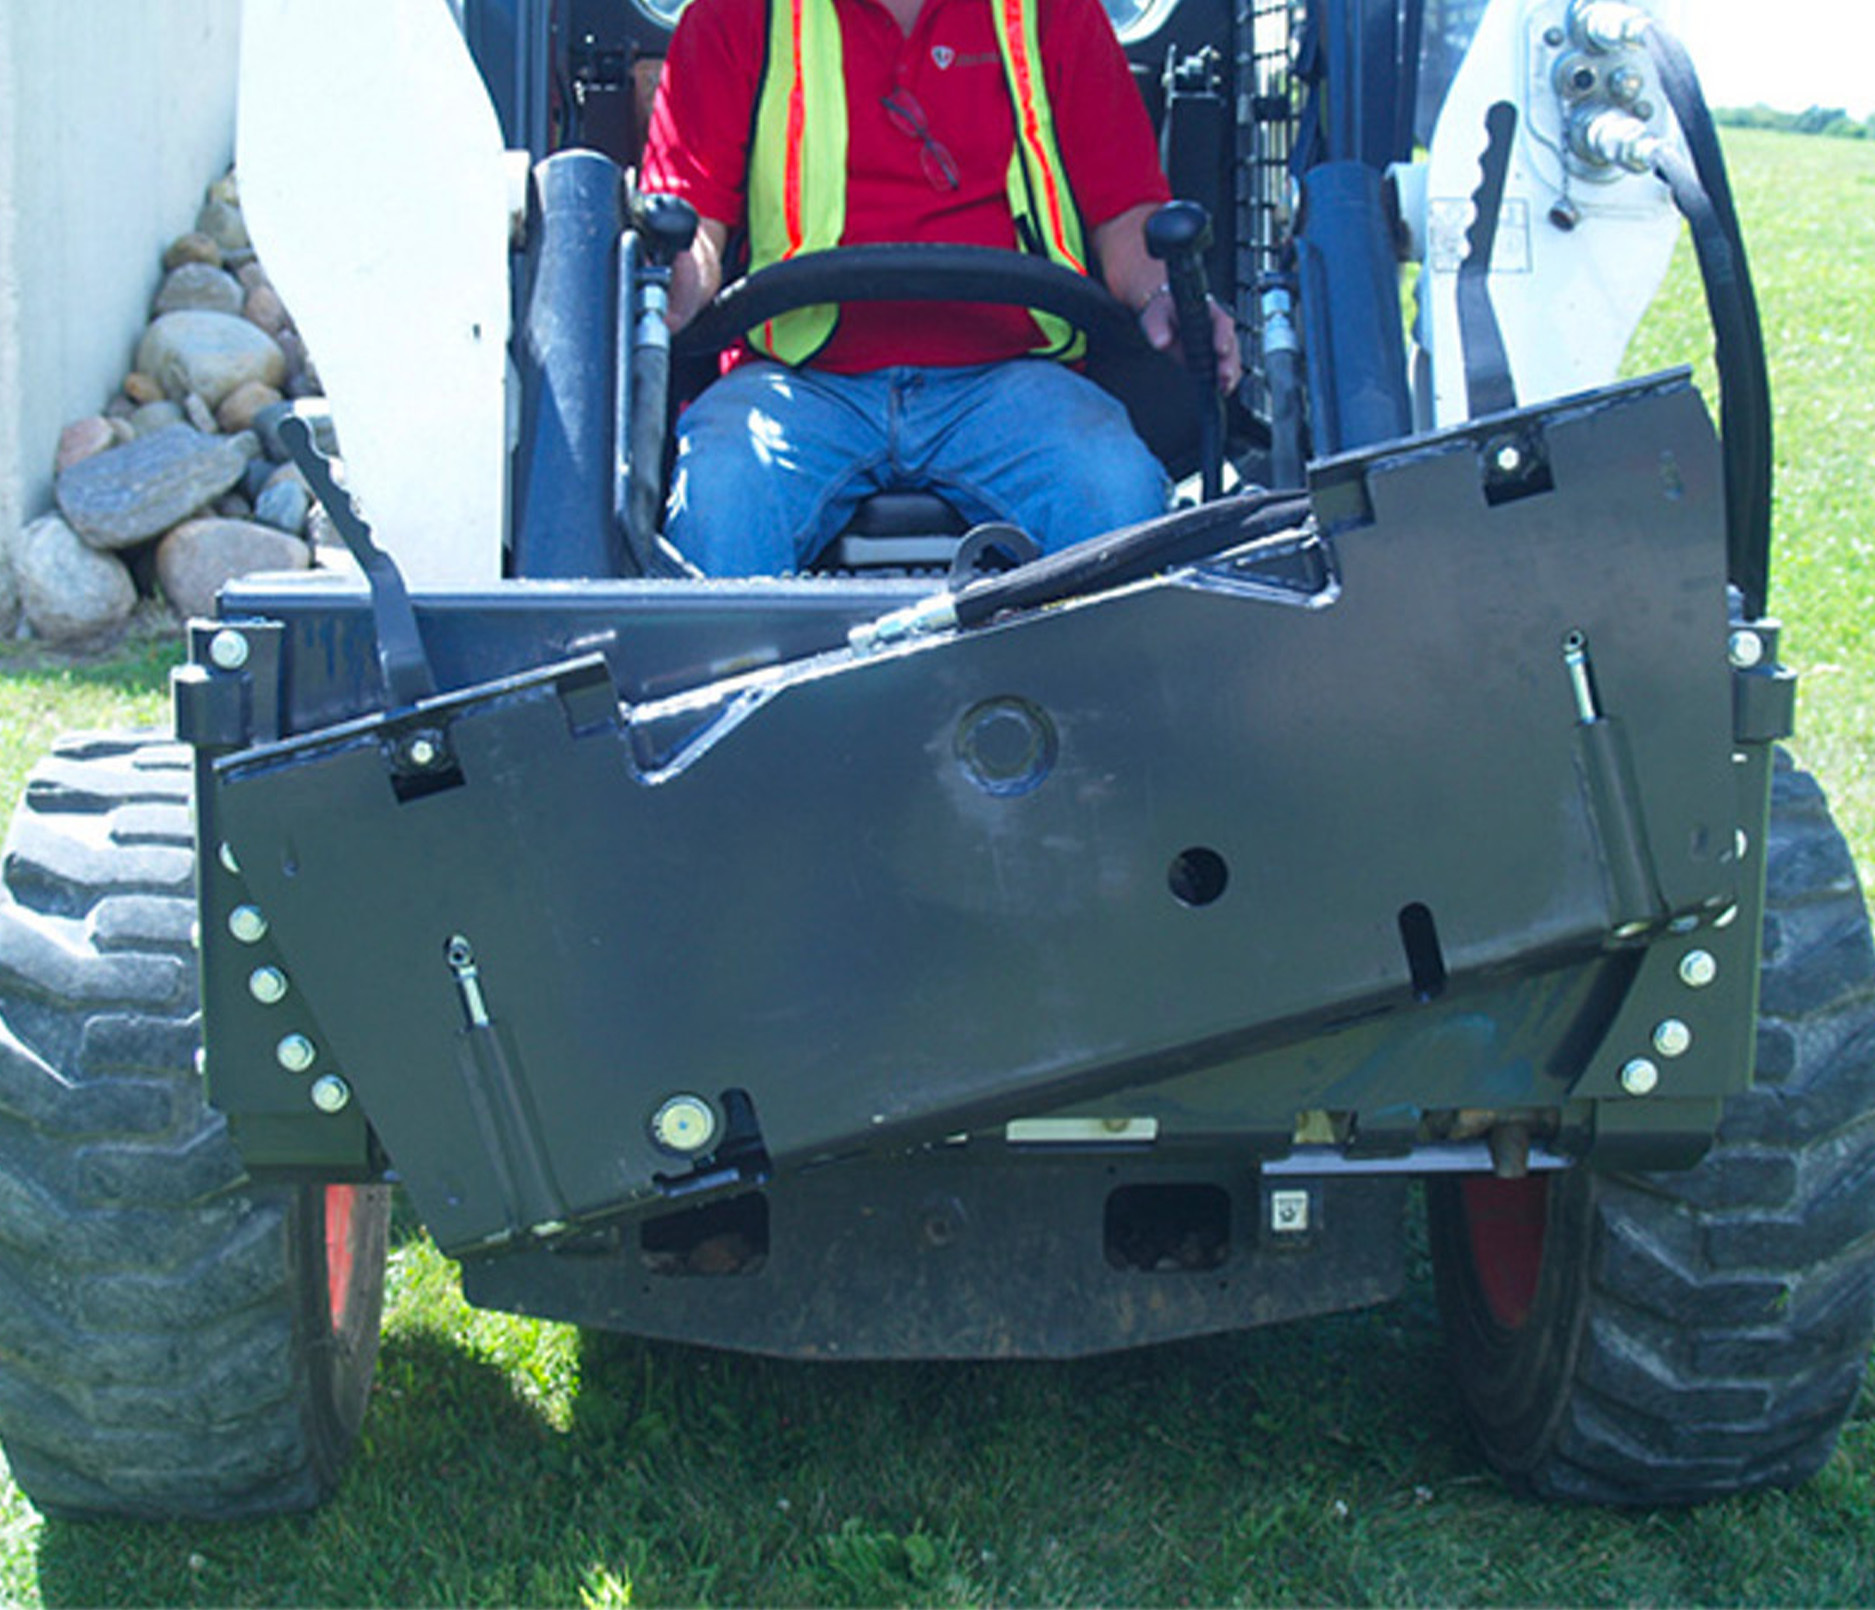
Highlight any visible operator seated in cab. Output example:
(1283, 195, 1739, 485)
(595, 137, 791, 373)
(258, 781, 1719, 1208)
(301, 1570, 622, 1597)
(642, 0, 1243, 576)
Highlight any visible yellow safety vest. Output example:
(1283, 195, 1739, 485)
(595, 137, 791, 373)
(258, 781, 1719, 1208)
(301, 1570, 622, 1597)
(746, 0, 1088, 364)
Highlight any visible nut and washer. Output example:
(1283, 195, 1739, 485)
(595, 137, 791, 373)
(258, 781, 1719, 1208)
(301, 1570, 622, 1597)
(208, 629, 250, 671)
(228, 904, 269, 944)
(276, 1033, 318, 1073)
(310, 1074, 352, 1114)
(1620, 1057, 1660, 1096)
(248, 966, 290, 1005)
(1652, 1018, 1693, 1058)
(1727, 629, 1765, 669)
(650, 1094, 719, 1155)
(1678, 950, 1718, 989)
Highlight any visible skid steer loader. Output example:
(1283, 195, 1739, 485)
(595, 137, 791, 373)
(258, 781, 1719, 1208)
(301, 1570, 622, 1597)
(0, 0, 1869, 1519)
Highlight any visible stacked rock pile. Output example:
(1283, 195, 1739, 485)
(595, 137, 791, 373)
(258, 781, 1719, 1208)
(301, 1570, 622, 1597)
(7, 170, 343, 646)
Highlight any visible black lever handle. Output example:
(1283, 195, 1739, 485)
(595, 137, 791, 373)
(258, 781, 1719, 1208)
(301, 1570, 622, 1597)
(631, 192, 699, 269)
(1145, 201, 1223, 500)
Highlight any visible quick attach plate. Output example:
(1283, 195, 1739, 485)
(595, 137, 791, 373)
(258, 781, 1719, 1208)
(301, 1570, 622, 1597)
(208, 377, 1742, 1256)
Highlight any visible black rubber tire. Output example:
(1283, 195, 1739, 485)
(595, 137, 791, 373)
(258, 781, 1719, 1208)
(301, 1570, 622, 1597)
(0, 733, 389, 1520)
(1429, 756, 1875, 1504)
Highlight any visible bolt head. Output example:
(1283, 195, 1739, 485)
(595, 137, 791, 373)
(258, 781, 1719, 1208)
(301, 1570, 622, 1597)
(1728, 629, 1765, 669)
(1620, 1057, 1660, 1096)
(208, 629, 250, 671)
(228, 904, 268, 944)
(218, 841, 241, 876)
(310, 1074, 352, 1114)
(276, 1033, 318, 1073)
(1678, 950, 1718, 989)
(1493, 442, 1524, 475)
(650, 1094, 718, 1155)
(1652, 1018, 1693, 1058)
(249, 966, 290, 1005)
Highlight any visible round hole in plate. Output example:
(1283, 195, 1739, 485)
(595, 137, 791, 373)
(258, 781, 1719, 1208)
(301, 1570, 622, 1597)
(1168, 846, 1229, 907)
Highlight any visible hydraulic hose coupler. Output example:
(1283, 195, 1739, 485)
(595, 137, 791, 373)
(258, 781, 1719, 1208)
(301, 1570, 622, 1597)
(1568, 0, 1651, 52)
(1570, 107, 1660, 172)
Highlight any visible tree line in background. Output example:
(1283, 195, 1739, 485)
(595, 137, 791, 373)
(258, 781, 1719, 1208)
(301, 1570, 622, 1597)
(1715, 104, 1875, 140)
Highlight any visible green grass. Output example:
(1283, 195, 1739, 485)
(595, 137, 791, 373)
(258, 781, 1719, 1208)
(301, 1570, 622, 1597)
(2, 127, 1873, 1606)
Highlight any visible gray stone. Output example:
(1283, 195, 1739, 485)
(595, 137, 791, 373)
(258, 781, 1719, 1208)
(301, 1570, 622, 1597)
(56, 417, 115, 472)
(14, 514, 137, 645)
(55, 424, 255, 550)
(153, 262, 243, 317)
(154, 518, 310, 620)
(131, 400, 186, 436)
(136, 311, 286, 408)
(162, 231, 222, 271)
(243, 283, 289, 337)
(240, 453, 277, 503)
(254, 478, 311, 536)
(182, 393, 218, 434)
(195, 198, 251, 253)
(207, 171, 240, 209)
(0, 528, 20, 637)
(216, 379, 282, 434)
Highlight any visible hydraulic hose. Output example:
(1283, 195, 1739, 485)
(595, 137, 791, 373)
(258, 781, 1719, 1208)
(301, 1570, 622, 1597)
(850, 488, 1313, 650)
(1573, 3, 1773, 614)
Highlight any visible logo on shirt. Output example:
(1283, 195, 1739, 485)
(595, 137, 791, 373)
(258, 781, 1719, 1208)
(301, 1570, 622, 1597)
(931, 43, 999, 69)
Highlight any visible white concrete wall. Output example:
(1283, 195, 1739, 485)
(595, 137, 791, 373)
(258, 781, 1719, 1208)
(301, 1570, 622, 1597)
(0, 1, 243, 559)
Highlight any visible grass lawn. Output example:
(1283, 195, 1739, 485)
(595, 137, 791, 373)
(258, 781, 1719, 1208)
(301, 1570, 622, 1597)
(0, 126, 1871, 1606)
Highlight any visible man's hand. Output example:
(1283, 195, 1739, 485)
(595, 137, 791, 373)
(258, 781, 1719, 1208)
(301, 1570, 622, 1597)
(666, 216, 730, 332)
(1093, 202, 1243, 395)
(1138, 286, 1243, 395)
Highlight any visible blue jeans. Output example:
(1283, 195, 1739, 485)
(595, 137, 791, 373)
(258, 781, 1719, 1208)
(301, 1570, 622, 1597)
(666, 360, 1169, 575)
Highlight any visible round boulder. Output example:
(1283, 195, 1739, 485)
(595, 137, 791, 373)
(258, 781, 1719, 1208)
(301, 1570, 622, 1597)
(14, 514, 137, 645)
(154, 262, 244, 317)
(136, 310, 286, 408)
(155, 518, 311, 620)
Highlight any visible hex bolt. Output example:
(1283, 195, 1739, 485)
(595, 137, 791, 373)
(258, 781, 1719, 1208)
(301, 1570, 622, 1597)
(1620, 1057, 1660, 1096)
(228, 904, 269, 944)
(1493, 442, 1524, 475)
(208, 629, 250, 671)
(1652, 1018, 1693, 1058)
(650, 1094, 719, 1155)
(249, 966, 290, 1005)
(310, 1074, 352, 1114)
(1728, 629, 1765, 669)
(1678, 950, 1718, 989)
(276, 1033, 318, 1073)
(405, 735, 440, 769)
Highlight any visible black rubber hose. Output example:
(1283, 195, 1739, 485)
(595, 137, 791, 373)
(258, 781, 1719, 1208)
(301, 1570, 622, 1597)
(1641, 23, 1773, 615)
(949, 488, 1312, 630)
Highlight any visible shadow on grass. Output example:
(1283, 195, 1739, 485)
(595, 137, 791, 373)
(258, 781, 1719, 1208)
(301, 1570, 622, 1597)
(25, 1286, 1476, 1609)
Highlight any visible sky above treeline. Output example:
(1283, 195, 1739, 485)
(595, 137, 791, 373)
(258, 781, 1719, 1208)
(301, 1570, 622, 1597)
(1675, 0, 1873, 118)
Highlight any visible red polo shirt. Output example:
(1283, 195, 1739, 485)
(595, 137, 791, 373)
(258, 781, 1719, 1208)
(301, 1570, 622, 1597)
(642, 0, 1170, 371)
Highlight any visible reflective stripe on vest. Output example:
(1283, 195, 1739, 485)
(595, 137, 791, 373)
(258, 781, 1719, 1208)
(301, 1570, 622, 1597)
(747, 0, 1087, 364)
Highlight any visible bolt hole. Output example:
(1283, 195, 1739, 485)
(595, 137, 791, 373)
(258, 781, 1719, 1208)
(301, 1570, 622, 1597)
(1168, 847, 1229, 907)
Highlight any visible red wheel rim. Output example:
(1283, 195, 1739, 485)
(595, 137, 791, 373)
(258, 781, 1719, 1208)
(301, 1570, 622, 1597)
(323, 1185, 359, 1332)
(1460, 1175, 1549, 1330)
